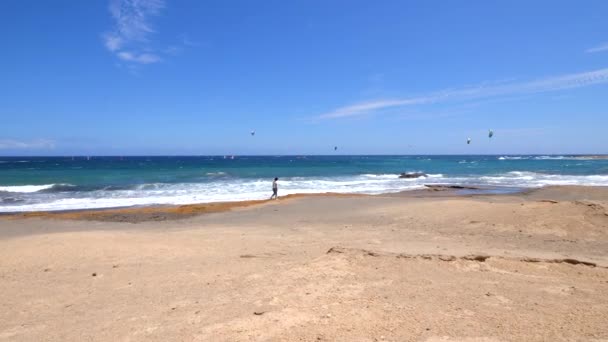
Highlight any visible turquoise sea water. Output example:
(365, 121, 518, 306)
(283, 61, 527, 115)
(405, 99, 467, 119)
(1, 155, 607, 212)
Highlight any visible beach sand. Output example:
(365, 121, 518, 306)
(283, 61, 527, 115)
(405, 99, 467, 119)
(1, 186, 607, 341)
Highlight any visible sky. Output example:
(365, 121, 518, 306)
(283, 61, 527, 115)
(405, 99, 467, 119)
(1, 0, 607, 155)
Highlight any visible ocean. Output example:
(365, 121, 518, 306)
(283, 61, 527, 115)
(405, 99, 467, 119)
(1, 155, 607, 212)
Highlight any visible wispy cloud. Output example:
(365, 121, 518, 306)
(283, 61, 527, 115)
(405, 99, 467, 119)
(117, 51, 161, 64)
(178, 33, 199, 47)
(102, 0, 165, 65)
(0, 139, 56, 150)
(319, 68, 608, 119)
(586, 42, 608, 53)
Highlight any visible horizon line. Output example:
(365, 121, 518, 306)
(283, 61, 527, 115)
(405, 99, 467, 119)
(1, 153, 607, 158)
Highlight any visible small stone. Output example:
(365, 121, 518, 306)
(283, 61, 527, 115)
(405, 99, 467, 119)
(91, 273, 97, 277)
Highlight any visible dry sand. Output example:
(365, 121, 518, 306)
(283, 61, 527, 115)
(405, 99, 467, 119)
(0, 186, 607, 341)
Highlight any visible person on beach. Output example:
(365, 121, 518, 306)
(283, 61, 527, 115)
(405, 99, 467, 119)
(270, 177, 279, 200)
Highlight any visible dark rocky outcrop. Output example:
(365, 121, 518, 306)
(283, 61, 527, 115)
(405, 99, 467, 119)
(424, 184, 480, 191)
(399, 172, 427, 179)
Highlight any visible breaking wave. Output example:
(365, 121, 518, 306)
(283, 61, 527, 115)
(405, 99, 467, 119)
(1, 171, 608, 212)
(0, 184, 59, 193)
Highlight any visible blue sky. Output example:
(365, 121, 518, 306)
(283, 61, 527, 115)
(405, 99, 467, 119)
(1, 0, 607, 155)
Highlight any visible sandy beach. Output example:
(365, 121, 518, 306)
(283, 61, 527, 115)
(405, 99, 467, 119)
(1, 186, 607, 341)
(6, 0, 608, 340)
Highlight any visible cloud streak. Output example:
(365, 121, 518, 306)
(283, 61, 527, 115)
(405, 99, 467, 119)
(103, 0, 165, 64)
(117, 51, 161, 64)
(0, 139, 56, 150)
(319, 68, 608, 119)
(586, 42, 608, 53)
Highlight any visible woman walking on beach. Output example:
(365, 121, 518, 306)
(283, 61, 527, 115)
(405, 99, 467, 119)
(270, 177, 278, 200)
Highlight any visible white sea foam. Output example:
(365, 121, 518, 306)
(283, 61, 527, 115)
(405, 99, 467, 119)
(0, 184, 57, 193)
(479, 172, 608, 187)
(498, 155, 599, 161)
(1, 172, 608, 212)
(206, 171, 227, 176)
(534, 156, 566, 160)
(498, 156, 529, 160)
(0, 175, 423, 212)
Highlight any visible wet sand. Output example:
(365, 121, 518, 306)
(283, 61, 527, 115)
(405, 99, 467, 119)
(1, 193, 364, 224)
(1, 186, 607, 341)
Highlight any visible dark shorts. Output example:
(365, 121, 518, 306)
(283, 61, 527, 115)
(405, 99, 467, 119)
(273, 188, 278, 194)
